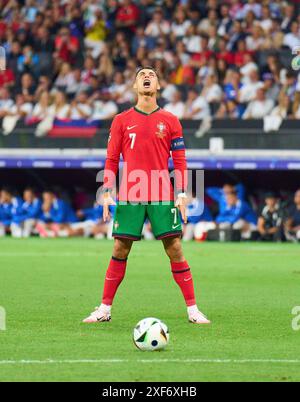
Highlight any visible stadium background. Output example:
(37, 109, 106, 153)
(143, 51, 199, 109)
(1, 0, 300, 240)
(1, 0, 300, 383)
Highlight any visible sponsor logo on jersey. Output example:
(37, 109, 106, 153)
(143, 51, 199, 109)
(155, 122, 166, 139)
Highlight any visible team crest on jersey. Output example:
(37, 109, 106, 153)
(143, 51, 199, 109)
(155, 122, 166, 139)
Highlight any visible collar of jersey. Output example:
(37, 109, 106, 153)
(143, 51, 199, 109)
(134, 106, 160, 116)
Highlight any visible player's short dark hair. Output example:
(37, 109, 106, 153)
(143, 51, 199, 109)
(265, 191, 278, 199)
(42, 187, 56, 195)
(135, 66, 159, 78)
(24, 186, 37, 194)
(1, 186, 14, 195)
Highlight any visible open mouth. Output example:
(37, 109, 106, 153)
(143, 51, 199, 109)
(143, 79, 151, 88)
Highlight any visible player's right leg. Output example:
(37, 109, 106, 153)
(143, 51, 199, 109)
(83, 203, 145, 323)
(82, 237, 133, 323)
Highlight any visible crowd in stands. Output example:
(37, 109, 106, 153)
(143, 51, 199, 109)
(1, 184, 300, 242)
(1, 0, 300, 133)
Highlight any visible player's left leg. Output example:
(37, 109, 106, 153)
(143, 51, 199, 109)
(162, 236, 211, 325)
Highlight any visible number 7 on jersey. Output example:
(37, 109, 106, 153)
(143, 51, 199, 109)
(129, 133, 136, 149)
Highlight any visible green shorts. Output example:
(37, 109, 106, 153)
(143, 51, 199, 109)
(112, 202, 182, 241)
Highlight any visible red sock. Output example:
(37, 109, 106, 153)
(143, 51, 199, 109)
(171, 260, 196, 307)
(102, 257, 127, 305)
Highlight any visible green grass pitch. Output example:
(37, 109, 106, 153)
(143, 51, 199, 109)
(0, 238, 299, 382)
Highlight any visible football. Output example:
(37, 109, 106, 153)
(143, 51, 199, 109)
(133, 318, 170, 351)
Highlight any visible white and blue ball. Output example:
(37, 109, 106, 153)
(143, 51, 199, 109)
(133, 317, 169, 351)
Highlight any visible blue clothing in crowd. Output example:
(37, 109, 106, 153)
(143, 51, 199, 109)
(40, 199, 77, 224)
(0, 197, 23, 226)
(12, 198, 42, 224)
(206, 184, 245, 214)
(186, 199, 213, 224)
(216, 200, 257, 225)
(82, 204, 116, 222)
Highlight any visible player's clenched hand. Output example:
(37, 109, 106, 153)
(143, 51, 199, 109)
(175, 194, 188, 224)
(103, 192, 116, 222)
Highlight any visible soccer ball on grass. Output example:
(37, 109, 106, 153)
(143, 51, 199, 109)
(133, 317, 169, 351)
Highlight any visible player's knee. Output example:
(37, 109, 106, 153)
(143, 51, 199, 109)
(163, 237, 184, 262)
(113, 238, 132, 260)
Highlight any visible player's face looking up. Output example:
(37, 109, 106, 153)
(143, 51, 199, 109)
(134, 69, 160, 97)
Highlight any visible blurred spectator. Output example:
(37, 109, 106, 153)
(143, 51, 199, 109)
(171, 8, 191, 41)
(285, 190, 300, 242)
(36, 190, 77, 238)
(145, 8, 170, 38)
(2, 94, 33, 135)
(243, 88, 274, 119)
(183, 195, 215, 242)
(216, 99, 242, 119)
(19, 73, 36, 103)
(0, 88, 14, 118)
(115, 0, 140, 37)
(263, 73, 280, 101)
(239, 69, 263, 103)
(30, 91, 51, 123)
(10, 187, 42, 238)
(68, 91, 92, 120)
(0, 66, 15, 88)
(54, 63, 76, 91)
(1, 0, 300, 124)
(0, 187, 23, 237)
(258, 193, 284, 242)
(207, 183, 245, 214)
(183, 89, 210, 120)
(47, 91, 70, 119)
(92, 97, 118, 120)
(281, 3, 295, 33)
(283, 21, 300, 49)
(201, 74, 223, 104)
(54, 27, 79, 65)
(17, 45, 40, 76)
(164, 90, 185, 119)
(84, 9, 107, 59)
(245, 25, 265, 51)
(215, 191, 257, 240)
(264, 92, 289, 132)
(108, 71, 134, 104)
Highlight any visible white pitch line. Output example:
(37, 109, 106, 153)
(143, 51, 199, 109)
(0, 253, 100, 257)
(0, 359, 299, 365)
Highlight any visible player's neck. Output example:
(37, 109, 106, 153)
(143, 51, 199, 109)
(135, 95, 159, 115)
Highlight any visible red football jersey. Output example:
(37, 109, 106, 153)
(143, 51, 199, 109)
(103, 107, 187, 202)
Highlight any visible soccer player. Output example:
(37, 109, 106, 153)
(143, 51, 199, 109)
(0, 187, 23, 237)
(36, 189, 77, 238)
(83, 67, 210, 324)
(10, 187, 42, 238)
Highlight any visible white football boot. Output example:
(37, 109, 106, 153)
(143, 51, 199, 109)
(188, 306, 211, 325)
(82, 304, 111, 323)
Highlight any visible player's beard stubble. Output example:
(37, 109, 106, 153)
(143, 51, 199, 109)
(139, 90, 156, 98)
